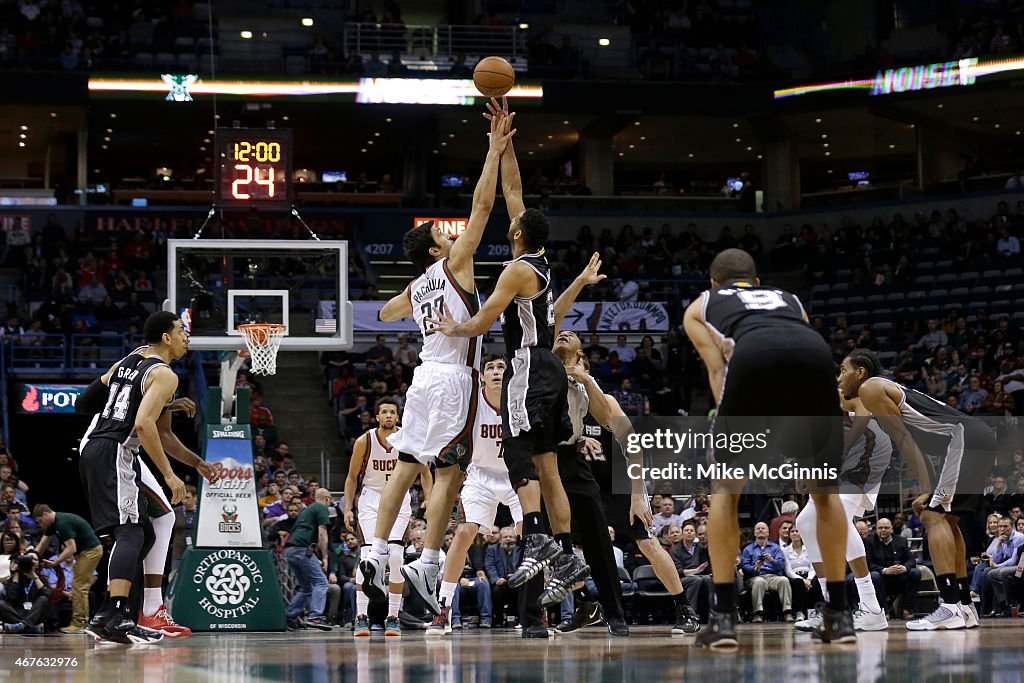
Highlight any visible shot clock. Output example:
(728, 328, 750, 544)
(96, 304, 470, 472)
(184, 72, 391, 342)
(215, 128, 293, 208)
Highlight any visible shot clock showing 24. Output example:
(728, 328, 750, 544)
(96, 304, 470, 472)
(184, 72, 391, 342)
(215, 128, 293, 209)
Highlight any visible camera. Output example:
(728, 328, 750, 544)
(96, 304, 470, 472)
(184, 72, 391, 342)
(14, 554, 34, 575)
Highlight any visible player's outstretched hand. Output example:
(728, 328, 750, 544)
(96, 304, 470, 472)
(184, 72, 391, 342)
(630, 491, 654, 529)
(343, 509, 355, 532)
(577, 252, 607, 286)
(487, 107, 516, 155)
(168, 397, 196, 417)
(482, 95, 510, 123)
(166, 473, 187, 505)
(196, 459, 219, 485)
(424, 302, 459, 337)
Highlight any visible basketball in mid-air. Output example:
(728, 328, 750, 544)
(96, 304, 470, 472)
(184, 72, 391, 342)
(473, 56, 515, 98)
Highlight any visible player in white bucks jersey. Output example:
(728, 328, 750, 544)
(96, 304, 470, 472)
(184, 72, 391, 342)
(360, 108, 518, 615)
(428, 103, 591, 635)
(795, 392, 894, 633)
(76, 312, 189, 645)
(839, 349, 997, 631)
(684, 249, 854, 647)
(343, 399, 432, 637)
(430, 355, 524, 635)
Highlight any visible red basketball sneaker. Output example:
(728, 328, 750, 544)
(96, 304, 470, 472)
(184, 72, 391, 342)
(139, 606, 193, 638)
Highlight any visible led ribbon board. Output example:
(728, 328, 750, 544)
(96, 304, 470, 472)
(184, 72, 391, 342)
(774, 55, 1024, 99)
(89, 76, 542, 105)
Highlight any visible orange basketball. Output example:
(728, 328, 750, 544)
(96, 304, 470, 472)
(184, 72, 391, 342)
(473, 56, 515, 98)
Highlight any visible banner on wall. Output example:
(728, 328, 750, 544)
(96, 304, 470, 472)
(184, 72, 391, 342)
(328, 301, 671, 333)
(16, 383, 85, 414)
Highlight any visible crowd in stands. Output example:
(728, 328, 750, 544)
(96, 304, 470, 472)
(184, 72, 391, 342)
(0, 0, 215, 72)
(946, 0, 1024, 62)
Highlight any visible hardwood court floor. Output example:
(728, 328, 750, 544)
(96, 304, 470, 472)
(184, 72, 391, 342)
(2, 622, 1023, 682)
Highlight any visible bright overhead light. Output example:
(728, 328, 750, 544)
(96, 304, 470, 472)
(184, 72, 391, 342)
(103, 136, 110, 142)
(937, 103, 944, 109)
(888, 144, 895, 149)
(828, 169, 834, 174)
(441, 142, 447, 146)
(385, 118, 392, 123)
(972, 116, 979, 122)
(633, 121, 640, 126)
(49, 112, 57, 118)
(628, 144, 634, 149)
(301, 17, 314, 27)
(19, 125, 28, 131)
(618, 152, 624, 156)
(746, 146, 752, 151)
(821, 134, 827, 139)
(757, 154, 763, 159)
(199, 146, 206, 151)
(367, 140, 374, 145)
(687, 153, 694, 158)
(18, 142, 25, 148)
(640, 136, 646, 141)
(240, 30, 253, 39)
(994, 123, 1001, 128)
(432, 149, 438, 154)
(461, 119, 467, 124)
(203, 138, 210, 143)
(538, 143, 545, 147)
(282, 116, 289, 121)
(547, 135, 553, 139)
(1017, 130, 1022, 136)
(19, 133, 26, 139)
(825, 151, 831, 156)
(110, 113, 116, 118)
(101, 144, 108, 149)
(374, 132, 381, 136)
(823, 143, 829, 148)
(106, 128, 113, 133)
(814, 117, 822, 123)
(207, 129, 214, 134)
(598, 38, 611, 46)
(448, 133, 455, 138)
(360, 148, 367, 153)
(735, 138, 741, 143)
(563, 120, 569, 125)
(518, 23, 529, 29)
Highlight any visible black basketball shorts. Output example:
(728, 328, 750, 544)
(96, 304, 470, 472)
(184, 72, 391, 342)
(79, 437, 147, 534)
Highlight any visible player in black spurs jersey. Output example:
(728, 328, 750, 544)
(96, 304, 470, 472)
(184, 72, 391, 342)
(427, 101, 584, 630)
(839, 349, 997, 632)
(684, 249, 853, 648)
(78, 312, 189, 645)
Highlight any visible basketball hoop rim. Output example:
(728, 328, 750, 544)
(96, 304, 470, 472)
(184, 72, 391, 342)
(238, 323, 288, 339)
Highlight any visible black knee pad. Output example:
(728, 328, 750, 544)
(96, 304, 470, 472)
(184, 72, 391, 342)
(108, 523, 145, 583)
(141, 517, 156, 559)
(504, 450, 540, 492)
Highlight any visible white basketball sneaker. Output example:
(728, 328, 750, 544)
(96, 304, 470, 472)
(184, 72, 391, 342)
(906, 602, 966, 631)
(852, 603, 889, 631)
(962, 602, 979, 629)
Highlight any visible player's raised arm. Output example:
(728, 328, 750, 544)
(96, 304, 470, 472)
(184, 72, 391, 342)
(554, 252, 605, 336)
(425, 261, 534, 338)
(448, 109, 517, 278)
(486, 97, 526, 220)
(379, 285, 414, 322)
(136, 367, 186, 504)
(683, 296, 727, 405)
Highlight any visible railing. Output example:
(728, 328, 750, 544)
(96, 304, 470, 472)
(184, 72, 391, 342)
(5, 333, 185, 376)
(343, 23, 528, 59)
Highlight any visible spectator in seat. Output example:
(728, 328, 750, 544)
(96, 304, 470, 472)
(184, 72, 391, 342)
(263, 487, 297, 528)
(652, 498, 682, 538)
(911, 319, 948, 354)
(609, 335, 636, 363)
(958, 376, 988, 415)
(31, 505, 103, 633)
(366, 335, 393, 363)
(996, 227, 1021, 258)
(259, 482, 281, 510)
(892, 512, 913, 540)
(769, 501, 799, 542)
(864, 518, 920, 619)
(740, 522, 793, 622)
(0, 466, 28, 506)
(612, 378, 647, 417)
(392, 334, 418, 367)
(0, 551, 49, 633)
(584, 334, 609, 361)
(249, 395, 274, 428)
(485, 527, 520, 626)
(783, 527, 820, 621)
(985, 516, 1024, 617)
(671, 520, 711, 616)
(269, 501, 303, 548)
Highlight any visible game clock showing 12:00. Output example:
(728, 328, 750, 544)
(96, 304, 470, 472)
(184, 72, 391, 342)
(215, 128, 293, 208)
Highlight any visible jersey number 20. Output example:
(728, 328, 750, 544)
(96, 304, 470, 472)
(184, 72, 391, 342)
(737, 290, 786, 311)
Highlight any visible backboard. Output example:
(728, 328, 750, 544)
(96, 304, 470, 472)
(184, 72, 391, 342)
(165, 239, 352, 351)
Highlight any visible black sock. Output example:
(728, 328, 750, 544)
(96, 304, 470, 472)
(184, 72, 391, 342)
(958, 576, 972, 606)
(937, 573, 959, 605)
(523, 513, 544, 536)
(712, 582, 735, 613)
(826, 582, 847, 612)
(573, 587, 586, 603)
(554, 533, 573, 555)
(672, 592, 688, 607)
(111, 596, 131, 617)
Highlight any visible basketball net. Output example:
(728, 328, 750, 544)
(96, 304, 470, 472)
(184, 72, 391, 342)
(238, 323, 286, 376)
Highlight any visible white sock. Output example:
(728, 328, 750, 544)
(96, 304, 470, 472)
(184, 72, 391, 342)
(854, 574, 882, 614)
(356, 589, 369, 617)
(439, 580, 456, 608)
(371, 537, 388, 556)
(143, 587, 163, 616)
(421, 548, 440, 564)
(388, 591, 403, 617)
(817, 577, 829, 602)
